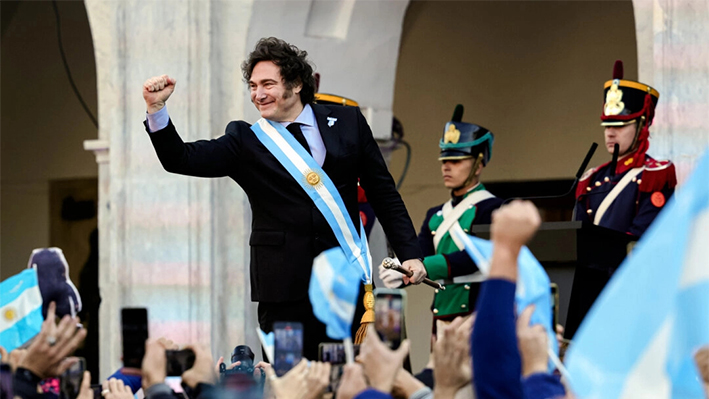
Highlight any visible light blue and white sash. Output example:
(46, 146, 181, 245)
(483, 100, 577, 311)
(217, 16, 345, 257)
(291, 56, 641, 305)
(250, 119, 372, 283)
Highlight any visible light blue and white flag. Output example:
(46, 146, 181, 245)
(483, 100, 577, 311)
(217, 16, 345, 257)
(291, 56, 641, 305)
(257, 328, 274, 363)
(309, 245, 362, 340)
(565, 150, 709, 399)
(451, 229, 558, 361)
(0, 268, 44, 352)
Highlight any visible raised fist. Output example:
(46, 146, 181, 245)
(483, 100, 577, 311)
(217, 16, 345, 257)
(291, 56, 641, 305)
(490, 200, 541, 249)
(143, 75, 176, 114)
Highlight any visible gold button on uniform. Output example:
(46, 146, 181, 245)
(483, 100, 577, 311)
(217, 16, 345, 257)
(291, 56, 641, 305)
(435, 289, 439, 294)
(595, 181, 602, 187)
(587, 209, 593, 214)
(433, 309, 439, 314)
(464, 285, 470, 290)
(461, 304, 467, 309)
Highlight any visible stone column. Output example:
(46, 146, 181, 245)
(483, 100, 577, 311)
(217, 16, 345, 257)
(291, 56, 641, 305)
(84, 0, 256, 378)
(633, 0, 709, 182)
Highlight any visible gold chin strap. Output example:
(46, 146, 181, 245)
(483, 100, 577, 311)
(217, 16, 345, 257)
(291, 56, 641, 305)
(354, 284, 375, 344)
(454, 153, 484, 192)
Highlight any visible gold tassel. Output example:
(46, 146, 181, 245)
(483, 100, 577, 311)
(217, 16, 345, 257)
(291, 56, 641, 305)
(354, 284, 375, 344)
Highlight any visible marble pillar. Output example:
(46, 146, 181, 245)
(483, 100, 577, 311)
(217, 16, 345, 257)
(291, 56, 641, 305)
(633, 0, 709, 182)
(84, 0, 256, 378)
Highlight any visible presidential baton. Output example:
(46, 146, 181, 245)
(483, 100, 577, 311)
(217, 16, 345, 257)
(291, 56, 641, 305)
(382, 257, 445, 290)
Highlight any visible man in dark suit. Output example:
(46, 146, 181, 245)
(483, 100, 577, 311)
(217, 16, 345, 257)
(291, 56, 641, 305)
(142, 37, 425, 359)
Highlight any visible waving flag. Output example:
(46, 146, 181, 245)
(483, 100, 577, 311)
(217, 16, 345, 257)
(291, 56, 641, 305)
(309, 247, 362, 340)
(451, 229, 558, 361)
(565, 150, 709, 399)
(0, 269, 43, 352)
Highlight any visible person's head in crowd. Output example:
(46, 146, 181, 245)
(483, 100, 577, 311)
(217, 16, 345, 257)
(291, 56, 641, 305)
(242, 37, 316, 121)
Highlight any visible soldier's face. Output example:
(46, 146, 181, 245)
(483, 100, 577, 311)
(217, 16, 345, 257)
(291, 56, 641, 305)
(604, 121, 637, 156)
(441, 158, 474, 189)
(249, 61, 303, 122)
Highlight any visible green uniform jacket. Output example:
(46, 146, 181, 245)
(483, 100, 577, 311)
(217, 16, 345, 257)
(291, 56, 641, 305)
(417, 185, 504, 319)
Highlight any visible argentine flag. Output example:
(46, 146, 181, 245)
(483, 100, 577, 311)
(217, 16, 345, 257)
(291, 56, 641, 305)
(565, 150, 709, 398)
(1, 269, 44, 352)
(309, 246, 362, 340)
(451, 229, 558, 362)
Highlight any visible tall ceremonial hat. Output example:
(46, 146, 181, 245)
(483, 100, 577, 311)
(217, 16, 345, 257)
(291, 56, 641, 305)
(439, 104, 494, 165)
(601, 60, 660, 127)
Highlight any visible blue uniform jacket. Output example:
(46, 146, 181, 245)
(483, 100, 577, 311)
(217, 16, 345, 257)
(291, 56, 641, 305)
(575, 155, 676, 237)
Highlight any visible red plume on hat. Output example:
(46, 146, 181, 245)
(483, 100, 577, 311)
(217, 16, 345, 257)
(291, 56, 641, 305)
(612, 60, 624, 79)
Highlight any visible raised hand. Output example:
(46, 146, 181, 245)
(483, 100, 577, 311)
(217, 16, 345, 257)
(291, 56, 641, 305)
(490, 200, 541, 250)
(142, 75, 176, 114)
(102, 377, 135, 399)
(181, 343, 217, 388)
(303, 361, 331, 399)
(265, 359, 309, 399)
(516, 305, 549, 377)
(358, 324, 410, 393)
(335, 364, 367, 399)
(18, 302, 87, 379)
(140, 339, 167, 390)
(432, 316, 473, 399)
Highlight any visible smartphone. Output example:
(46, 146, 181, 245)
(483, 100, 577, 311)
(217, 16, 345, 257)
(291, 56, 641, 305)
(60, 357, 86, 399)
(318, 343, 362, 393)
(90, 385, 103, 399)
(165, 349, 196, 376)
(374, 288, 406, 350)
(121, 308, 148, 369)
(273, 321, 303, 377)
(317, 343, 361, 364)
(550, 283, 559, 331)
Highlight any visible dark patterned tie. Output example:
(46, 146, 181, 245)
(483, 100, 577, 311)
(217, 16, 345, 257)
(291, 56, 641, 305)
(286, 123, 311, 155)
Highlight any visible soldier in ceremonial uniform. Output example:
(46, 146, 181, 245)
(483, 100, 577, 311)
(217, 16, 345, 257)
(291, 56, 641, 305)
(419, 105, 503, 324)
(575, 60, 676, 237)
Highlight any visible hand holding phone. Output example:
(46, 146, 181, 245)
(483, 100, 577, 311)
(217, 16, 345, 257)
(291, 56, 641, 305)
(318, 343, 361, 393)
(165, 349, 195, 376)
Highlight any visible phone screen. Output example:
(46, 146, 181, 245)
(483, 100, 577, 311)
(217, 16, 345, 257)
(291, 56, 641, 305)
(374, 291, 404, 350)
(121, 308, 148, 369)
(318, 343, 361, 393)
(273, 322, 303, 377)
(60, 358, 86, 399)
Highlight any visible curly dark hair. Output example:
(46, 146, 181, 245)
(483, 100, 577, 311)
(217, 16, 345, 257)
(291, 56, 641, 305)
(242, 37, 316, 105)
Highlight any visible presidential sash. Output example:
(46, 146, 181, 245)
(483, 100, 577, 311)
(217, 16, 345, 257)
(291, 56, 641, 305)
(250, 118, 372, 283)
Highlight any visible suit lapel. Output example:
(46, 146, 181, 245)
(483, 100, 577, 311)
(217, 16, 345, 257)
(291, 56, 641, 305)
(311, 104, 339, 163)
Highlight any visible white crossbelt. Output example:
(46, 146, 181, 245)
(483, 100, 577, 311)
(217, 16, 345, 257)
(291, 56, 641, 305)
(433, 189, 494, 284)
(594, 167, 644, 225)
